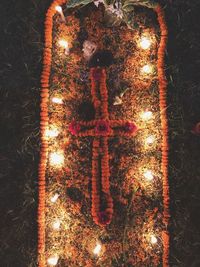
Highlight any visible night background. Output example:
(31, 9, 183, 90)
(0, 0, 200, 266)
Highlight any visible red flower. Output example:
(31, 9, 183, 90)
(69, 121, 81, 135)
(92, 68, 102, 81)
(124, 121, 137, 134)
(95, 120, 110, 135)
(98, 211, 110, 225)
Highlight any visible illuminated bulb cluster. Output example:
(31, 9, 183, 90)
(49, 151, 64, 167)
(52, 97, 63, 104)
(47, 255, 59, 266)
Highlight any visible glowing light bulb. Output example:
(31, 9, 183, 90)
(146, 135, 155, 145)
(141, 111, 153, 121)
(140, 36, 151, 49)
(50, 193, 59, 203)
(49, 152, 64, 167)
(45, 127, 59, 138)
(150, 235, 158, 244)
(141, 64, 153, 74)
(58, 40, 69, 54)
(93, 243, 102, 255)
(52, 97, 63, 104)
(55, 6, 62, 12)
(47, 255, 59, 266)
(144, 170, 154, 181)
(52, 219, 61, 230)
(55, 6, 66, 23)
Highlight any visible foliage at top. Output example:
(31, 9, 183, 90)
(66, 0, 158, 28)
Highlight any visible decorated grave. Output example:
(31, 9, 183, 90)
(38, 0, 169, 266)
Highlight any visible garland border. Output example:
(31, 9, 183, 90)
(38, 2, 169, 266)
(154, 5, 170, 267)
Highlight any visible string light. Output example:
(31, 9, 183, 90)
(150, 235, 158, 244)
(139, 36, 151, 50)
(45, 126, 59, 138)
(58, 39, 69, 55)
(141, 64, 153, 74)
(49, 151, 64, 167)
(47, 255, 59, 266)
(52, 97, 63, 104)
(145, 135, 155, 145)
(141, 111, 153, 121)
(144, 170, 154, 181)
(93, 243, 102, 255)
(55, 5, 66, 23)
(52, 219, 61, 230)
(50, 193, 59, 203)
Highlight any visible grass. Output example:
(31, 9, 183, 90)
(0, 0, 200, 266)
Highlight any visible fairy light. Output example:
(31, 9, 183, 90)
(55, 5, 66, 23)
(150, 234, 158, 244)
(141, 64, 153, 74)
(58, 39, 69, 55)
(50, 193, 59, 203)
(47, 255, 59, 266)
(145, 135, 155, 145)
(52, 97, 63, 104)
(52, 219, 61, 230)
(141, 111, 153, 121)
(49, 151, 64, 167)
(93, 243, 102, 255)
(139, 36, 151, 50)
(144, 170, 154, 181)
(45, 126, 59, 138)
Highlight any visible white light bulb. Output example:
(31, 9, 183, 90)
(140, 36, 151, 50)
(150, 235, 158, 244)
(93, 243, 101, 255)
(144, 170, 154, 181)
(55, 6, 62, 13)
(45, 127, 59, 138)
(55, 6, 66, 23)
(52, 97, 63, 104)
(141, 111, 153, 121)
(146, 136, 155, 145)
(47, 255, 59, 266)
(50, 193, 59, 203)
(52, 219, 61, 230)
(141, 64, 153, 74)
(58, 40, 69, 54)
(49, 152, 64, 167)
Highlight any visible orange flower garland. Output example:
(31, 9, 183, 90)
(154, 4, 170, 267)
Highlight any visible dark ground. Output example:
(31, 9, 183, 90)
(0, 0, 200, 266)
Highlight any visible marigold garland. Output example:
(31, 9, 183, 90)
(154, 4, 170, 267)
(38, 1, 170, 266)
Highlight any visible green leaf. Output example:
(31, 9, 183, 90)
(123, 0, 157, 9)
(66, 0, 93, 8)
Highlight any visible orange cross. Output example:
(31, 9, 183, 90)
(69, 67, 138, 226)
